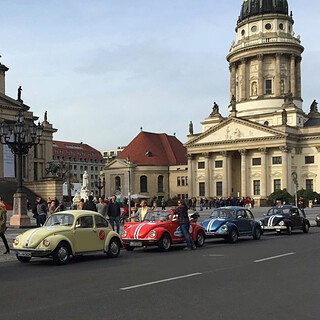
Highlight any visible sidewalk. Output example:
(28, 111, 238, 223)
(1, 207, 318, 263)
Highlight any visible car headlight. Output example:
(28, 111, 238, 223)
(279, 221, 285, 226)
(221, 225, 228, 231)
(149, 230, 156, 238)
(13, 237, 19, 246)
(121, 230, 127, 237)
(316, 216, 320, 221)
(42, 239, 51, 247)
(259, 221, 263, 226)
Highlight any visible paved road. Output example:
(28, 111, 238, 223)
(1, 207, 320, 320)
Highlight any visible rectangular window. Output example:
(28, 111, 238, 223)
(198, 162, 205, 169)
(306, 179, 313, 191)
(272, 156, 282, 165)
(177, 177, 181, 186)
(305, 156, 314, 164)
(274, 179, 281, 191)
(216, 182, 222, 197)
(181, 177, 185, 186)
(215, 160, 223, 168)
(265, 79, 272, 94)
(253, 180, 260, 195)
(199, 182, 205, 197)
(252, 158, 261, 166)
(186, 176, 188, 186)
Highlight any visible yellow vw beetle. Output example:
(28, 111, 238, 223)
(12, 210, 122, 265)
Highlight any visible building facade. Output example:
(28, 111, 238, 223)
(0, 61, 58, 201)
(52, 140, 105, 197)
(103, 131, 188, 201)
(186, 0, 320, 206)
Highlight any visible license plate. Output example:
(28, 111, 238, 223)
(17, 251, 32, 257)
(130, 241, 142, 247)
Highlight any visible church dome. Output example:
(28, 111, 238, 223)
(239, 0, 289, 22)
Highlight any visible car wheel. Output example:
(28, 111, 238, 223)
(107, 237, 121, 258)
(158, 233, 171, 252)
(228, 228, 238, 243)
(194, 230, 205, 247)
(17, 256, 31, 263)
(253, 227, 261, 240)
(286, 225, 292, 235)
(302, 222, 310, 233)
(53, 242, 71, 265)
(124, 244, 134, 251)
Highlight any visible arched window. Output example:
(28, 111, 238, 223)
(158, 175, 164, 192)
(140, 176, 148, 193)
(115, 176, 121, 191)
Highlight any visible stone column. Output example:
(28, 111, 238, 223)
(239, 149, 247, 197)
(259, 148, 268, 198)
(257, 54, 264, 96)
(221, 151, 228, 197)
(275, 53, 281, 96)
(240, 59, 247, 101)
(187, 154, 194, 198)
(280, 146, 291, 190)
(229, 63, 237, 99)
(296, 56, 302, 99)
(290, 55, 296, 97)
(204, 152, 211, 197)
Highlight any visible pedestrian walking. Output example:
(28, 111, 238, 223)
(96, 197, 107, 216)
(0, 199, 10, 254)
(36, 197, 48, 226)
(83, 195, 97, 212)
(174, 200, 196, 251)
(161, 198, 166, 210)
(107, 195, 121, 233)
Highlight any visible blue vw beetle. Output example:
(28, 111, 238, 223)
(200, 206, 262, 243)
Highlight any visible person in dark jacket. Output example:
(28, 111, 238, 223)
(174, 200, 196, 250)
(107, 195, 121, 233)
(83, 195, 97, 212)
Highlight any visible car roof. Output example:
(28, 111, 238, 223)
(52, 210, 104, 218)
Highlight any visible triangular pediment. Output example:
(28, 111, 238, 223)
(186, 117, 285, 146)
(105, 158, 133, 170)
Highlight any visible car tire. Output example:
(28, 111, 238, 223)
(124, 244, 134, 251)
(253, 226, 261, 240)
(194, 230, 205, 247)
(302, 222, 310, 233)
(107, 237, 121, 258)
(158, 233, 171, 252)
(227, 228, 238, 243)
(53, 242, 71, 265)
(17, 256, 31, 263)
(286, 225, 292, 235)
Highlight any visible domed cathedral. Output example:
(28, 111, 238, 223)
(185, 0, 320, 206)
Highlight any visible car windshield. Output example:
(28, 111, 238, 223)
(45, 214, 74, 226)
(210, 209, 236, 219)
(144, 211, 171, 222)
(266, 208, 290, 216)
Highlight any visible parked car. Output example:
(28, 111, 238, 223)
(121, 210, 205, 251)
(12, 211, 122, 265)
(260, 205, 310, 235)
(200, 206, 262, 243)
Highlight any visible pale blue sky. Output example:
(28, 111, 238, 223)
(1, 0, 320, 150)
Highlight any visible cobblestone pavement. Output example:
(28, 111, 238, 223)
(1, 207, 318, 263)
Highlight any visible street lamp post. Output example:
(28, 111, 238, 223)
(95, 177, 105, 198)
(292, 172, 298, 207)
(0, 110, 43, 227)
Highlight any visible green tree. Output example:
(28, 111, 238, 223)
(267, 189, 293, 206)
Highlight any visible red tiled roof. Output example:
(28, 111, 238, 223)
(52, 140, 104, 162)
(117, 131, 187, 165)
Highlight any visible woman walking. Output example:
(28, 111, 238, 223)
(0, 198, 10, 254)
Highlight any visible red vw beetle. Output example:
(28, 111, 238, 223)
(121, 210, 205, 251)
